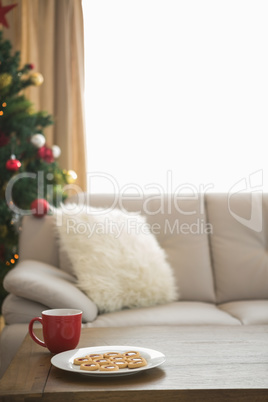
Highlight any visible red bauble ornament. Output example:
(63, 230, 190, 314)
(37, 146, 54, 163)
(26, 63, 35, 70)
(6, 155, 21, 171)
(31, 199, 50, 218)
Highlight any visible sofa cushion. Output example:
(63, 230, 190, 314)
(3, 260, 98, 323)
(67, 193, 216, 303)
(19, 215, 59, 266)
(83, 301, 241, 327)
(219, 300, 268, 325)
(206, 193, 268, 303)
(54, 205, 178, 313)
(149, 197, 216, 303)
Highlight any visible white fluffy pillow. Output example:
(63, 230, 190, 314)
(54, 205, 178, 313)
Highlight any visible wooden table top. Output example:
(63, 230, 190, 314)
(1, 325, 268, 402)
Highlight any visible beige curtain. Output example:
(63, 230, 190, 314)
(2, 0, 86, 191)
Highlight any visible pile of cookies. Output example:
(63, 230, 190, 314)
(73, 350, 147, 372)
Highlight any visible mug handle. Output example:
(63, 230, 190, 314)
(28, 317, 46, 348)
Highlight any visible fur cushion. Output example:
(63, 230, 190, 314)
(54, 205, 178, 313)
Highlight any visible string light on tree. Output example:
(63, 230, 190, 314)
(1, 101, 7, 116)
(5, 253, 19, 266)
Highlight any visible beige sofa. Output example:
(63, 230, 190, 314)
(1, 192, 268, 377)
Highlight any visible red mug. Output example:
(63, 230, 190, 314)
(28, 309, 82, 354)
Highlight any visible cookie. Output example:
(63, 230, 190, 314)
(99, 364, 119, 371)
(73, 357, 92, 365)
(127, 357, 147, 369)
(80, 362, 100, 371)
(122, 351, 141, 359)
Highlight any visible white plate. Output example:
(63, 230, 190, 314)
(51, 345, 165, 377)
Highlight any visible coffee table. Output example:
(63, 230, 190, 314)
(1, 325, 268, 401)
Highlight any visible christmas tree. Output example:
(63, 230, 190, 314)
(0, 31, 72, 309)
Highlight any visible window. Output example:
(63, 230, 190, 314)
(82, 1, 268, 194)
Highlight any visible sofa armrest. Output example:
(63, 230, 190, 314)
(2, 294, 49, 324)
(3, 260, 98, 323)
